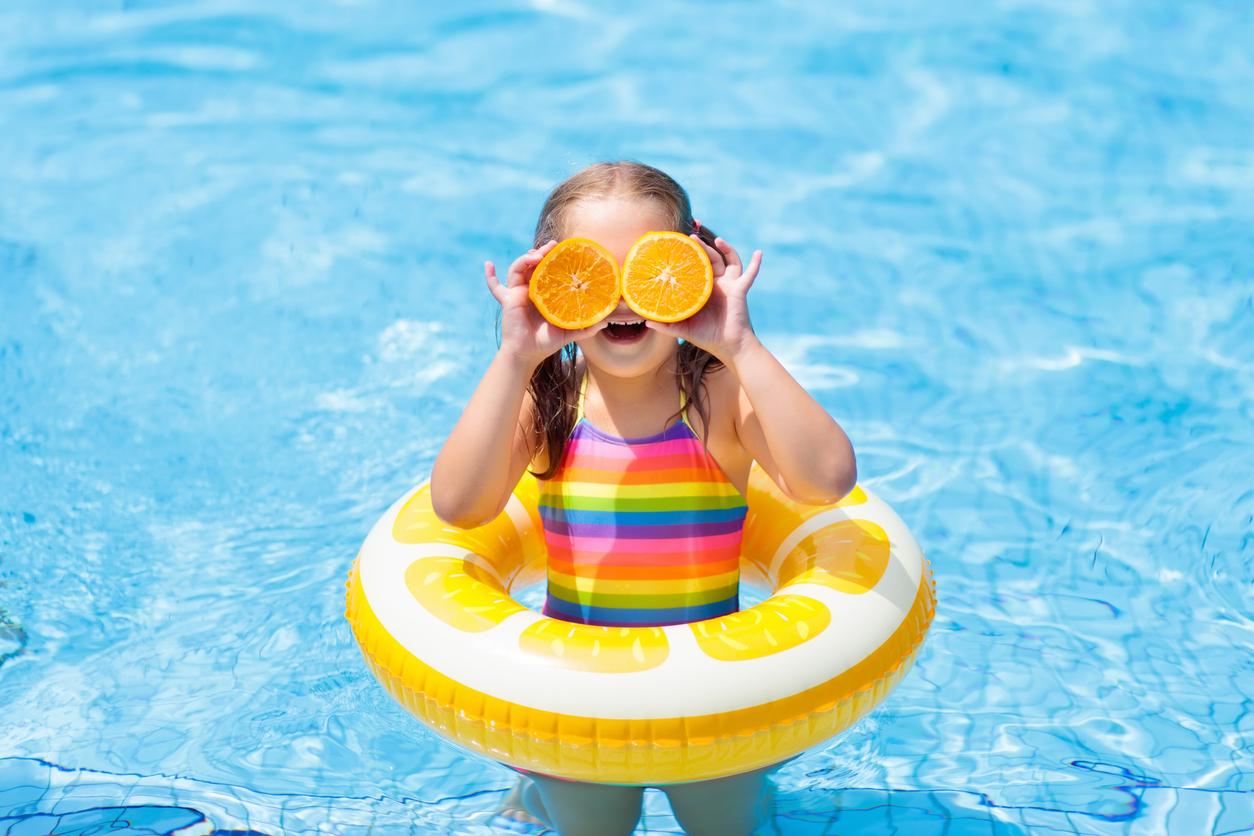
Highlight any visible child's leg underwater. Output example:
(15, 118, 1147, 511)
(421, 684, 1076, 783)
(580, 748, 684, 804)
(659, 764, 778, 836)
(523, 771, 645, 836)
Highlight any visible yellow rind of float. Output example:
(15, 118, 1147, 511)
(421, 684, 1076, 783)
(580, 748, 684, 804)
(345, 466, 935, 785)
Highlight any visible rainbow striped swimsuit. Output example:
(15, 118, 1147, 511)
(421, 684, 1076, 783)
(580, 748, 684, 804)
(538, 370, 748, 627)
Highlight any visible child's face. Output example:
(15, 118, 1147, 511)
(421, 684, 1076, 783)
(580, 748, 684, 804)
(562, 197, 680, 379)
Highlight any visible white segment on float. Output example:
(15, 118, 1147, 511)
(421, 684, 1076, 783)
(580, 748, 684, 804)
(358, 486, 927, 719)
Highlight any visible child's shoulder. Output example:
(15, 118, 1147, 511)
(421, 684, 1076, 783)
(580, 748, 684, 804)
(687, 359, 740, 422)
(690, 361, 754, 495)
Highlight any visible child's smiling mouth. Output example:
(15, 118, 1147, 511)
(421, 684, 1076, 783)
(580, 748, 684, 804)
(602, 319, 648, 343)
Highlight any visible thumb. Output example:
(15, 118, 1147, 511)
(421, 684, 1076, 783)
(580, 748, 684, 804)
(568, 320, 610, 343)
(644, 319, 681, 338)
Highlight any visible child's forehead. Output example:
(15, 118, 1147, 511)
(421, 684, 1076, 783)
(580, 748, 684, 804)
(564, 197, 673, 239)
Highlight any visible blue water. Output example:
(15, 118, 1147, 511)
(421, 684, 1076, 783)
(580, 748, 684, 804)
(1, 1, 1251, 833)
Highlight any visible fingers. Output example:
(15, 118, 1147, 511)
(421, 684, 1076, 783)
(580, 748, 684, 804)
(484, 260, 508, 304)
(690, 234, 726, 274)
(712, 237, 742, 272)
(741, 249, 763, 290)
(643, 319, 680, 338)
(694, 232, 752, 282)
(710, 237, 762, 290)
(507, 239, 559, 288)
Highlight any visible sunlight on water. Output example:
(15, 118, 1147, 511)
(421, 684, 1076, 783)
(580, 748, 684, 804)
(1, 1, 1251, 833)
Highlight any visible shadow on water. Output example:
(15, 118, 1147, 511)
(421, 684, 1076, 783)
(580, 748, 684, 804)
(2, 753, 1251, 835)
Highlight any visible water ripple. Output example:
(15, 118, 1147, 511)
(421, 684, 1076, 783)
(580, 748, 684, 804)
(2, 0, 1252, 833)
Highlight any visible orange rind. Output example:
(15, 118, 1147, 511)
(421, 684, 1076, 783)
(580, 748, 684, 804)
(528, 238, 621, 330)
(621, 231, 714, 323)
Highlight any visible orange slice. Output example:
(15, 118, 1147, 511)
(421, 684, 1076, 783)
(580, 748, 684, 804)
(689, 595, 830, 661)
(621, 231, 713, 322)
(518, 620, 669, 673)
(528, 238, 621, 330)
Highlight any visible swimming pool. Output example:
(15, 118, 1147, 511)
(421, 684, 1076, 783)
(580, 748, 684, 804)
(1, 1, 1250, 833)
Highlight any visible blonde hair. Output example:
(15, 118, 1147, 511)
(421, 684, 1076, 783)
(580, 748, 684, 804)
(533, 161, 698, 248)
(510, 160, 724, 479)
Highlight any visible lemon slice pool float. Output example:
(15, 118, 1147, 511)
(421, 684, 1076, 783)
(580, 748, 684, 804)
(345, 466, 935, 785)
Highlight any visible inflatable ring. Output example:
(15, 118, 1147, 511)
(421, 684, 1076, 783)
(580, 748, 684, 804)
(345, 466, 935, 785)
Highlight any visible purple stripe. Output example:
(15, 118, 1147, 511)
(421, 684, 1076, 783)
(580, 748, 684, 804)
(567, 434, 701, 459)
(572, 419, 692, 447)
(543, 594, 739, 627)
(540, 517, 746, 539)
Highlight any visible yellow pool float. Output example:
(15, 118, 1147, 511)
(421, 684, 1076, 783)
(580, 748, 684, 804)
(345, 465, 935, 785)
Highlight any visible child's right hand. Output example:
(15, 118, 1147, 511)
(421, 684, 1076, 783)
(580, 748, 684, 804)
(485, 240, 608, 367)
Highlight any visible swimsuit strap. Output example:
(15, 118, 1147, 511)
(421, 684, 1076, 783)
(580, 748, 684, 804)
(678, 378, 694, 431)
(575, 367, 589, 423)
(575, 367, 694, 434)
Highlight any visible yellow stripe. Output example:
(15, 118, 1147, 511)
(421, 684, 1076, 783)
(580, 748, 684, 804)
(546, 567, 740, 597)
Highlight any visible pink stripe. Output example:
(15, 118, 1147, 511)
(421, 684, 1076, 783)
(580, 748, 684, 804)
(546, 556, 740, 576)
(556, 452, 708, 472)
(542, 529, 744, 555)
(547, 549, 742, 570)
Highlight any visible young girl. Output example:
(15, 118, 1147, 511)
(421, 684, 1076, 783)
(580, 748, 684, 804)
(430, 161, 857, 835)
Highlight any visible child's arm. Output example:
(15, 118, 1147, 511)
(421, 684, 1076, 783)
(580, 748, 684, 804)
(726, 338, 856, 504)
(430, 241, 607, 528)
(430, 352, 541, 528)
(645, 233, 856, 505)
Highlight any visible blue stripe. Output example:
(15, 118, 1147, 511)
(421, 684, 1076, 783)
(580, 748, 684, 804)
(537, 505, 748, 526)
(543, 594, 739, 627)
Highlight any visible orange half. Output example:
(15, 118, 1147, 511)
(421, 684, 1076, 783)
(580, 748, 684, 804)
(528, 238, 621, 330)
(621, 231, 713, 323)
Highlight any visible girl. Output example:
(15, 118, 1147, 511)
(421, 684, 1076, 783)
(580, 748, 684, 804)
(431, 161, 857, 835)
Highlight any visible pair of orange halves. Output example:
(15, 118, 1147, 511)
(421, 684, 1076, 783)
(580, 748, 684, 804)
(528, 231, 714, 329)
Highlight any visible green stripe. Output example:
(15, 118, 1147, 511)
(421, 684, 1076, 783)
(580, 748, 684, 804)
(546, 582, 740, 609)
(537, 494, 747, 512)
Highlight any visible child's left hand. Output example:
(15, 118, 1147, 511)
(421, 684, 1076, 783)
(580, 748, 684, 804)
(643, 224, 763, 365)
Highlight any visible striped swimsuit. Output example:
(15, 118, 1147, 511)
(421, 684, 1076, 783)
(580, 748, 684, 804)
(510, 369, 751, 783)
(538, 369, 748, 628)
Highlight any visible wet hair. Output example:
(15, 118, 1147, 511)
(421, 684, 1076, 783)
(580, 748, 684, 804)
(500, 160, 725, 479)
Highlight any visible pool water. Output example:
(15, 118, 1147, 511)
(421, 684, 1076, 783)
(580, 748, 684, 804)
(1, 1, 1251, 833)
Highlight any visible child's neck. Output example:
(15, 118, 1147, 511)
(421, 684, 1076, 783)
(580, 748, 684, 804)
(583, 355, 680, 420)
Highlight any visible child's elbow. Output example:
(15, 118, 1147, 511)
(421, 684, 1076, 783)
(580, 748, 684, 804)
(828, 440, 858, 501)
(831, 453, 857, 500)
(838, 469, 858, 502)
(434, 506, 487, 530)
(430, 485, 484, 530)
(796, 454, 857, 505)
